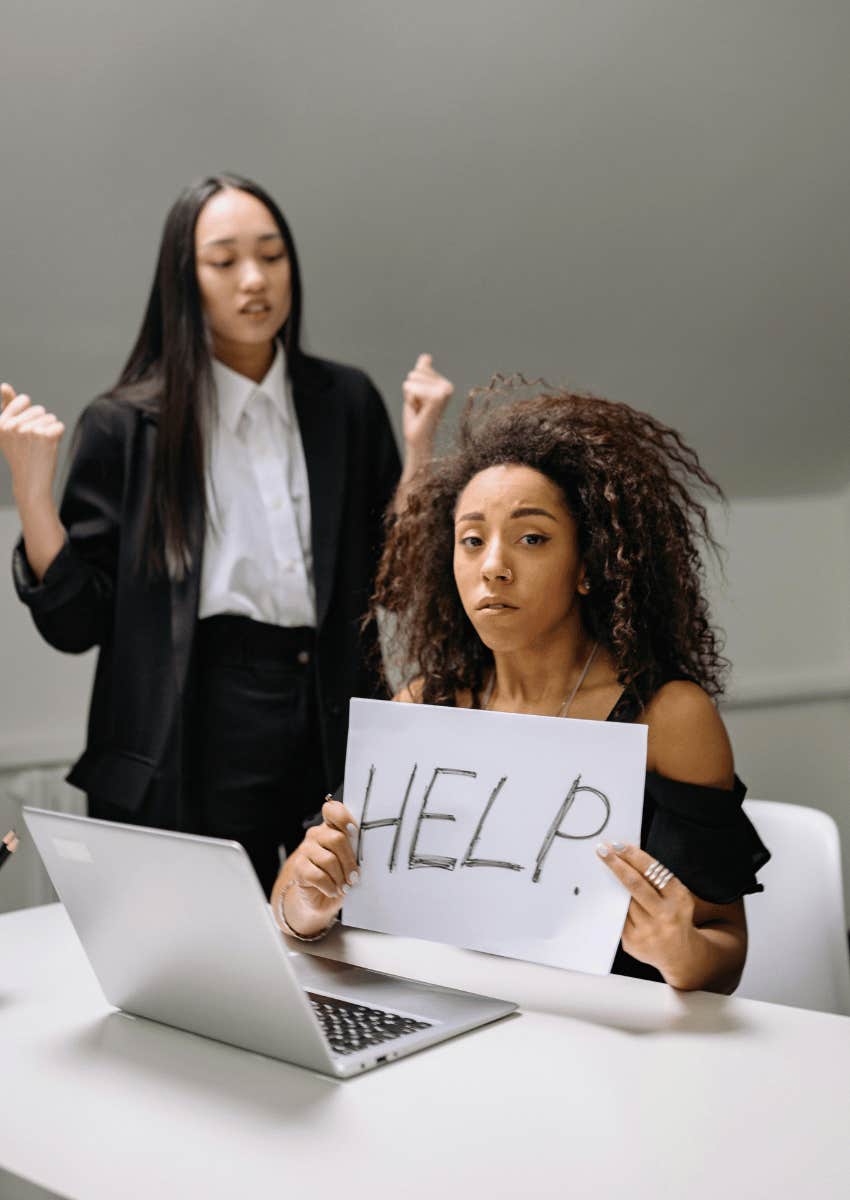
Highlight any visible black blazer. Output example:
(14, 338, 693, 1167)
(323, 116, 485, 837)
(13, 354, 401, 827)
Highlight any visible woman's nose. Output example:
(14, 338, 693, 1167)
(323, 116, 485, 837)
(240, 259, 266, 290)
(481, 544, 512, 582)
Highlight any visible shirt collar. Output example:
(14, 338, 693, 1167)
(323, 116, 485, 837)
(211, 342, 292, 435)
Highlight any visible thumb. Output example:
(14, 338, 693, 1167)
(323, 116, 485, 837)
(1, 383, 16, 413)
(415, 353, 432, 370)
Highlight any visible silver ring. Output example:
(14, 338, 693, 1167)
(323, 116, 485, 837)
(644, 860, 675, 892)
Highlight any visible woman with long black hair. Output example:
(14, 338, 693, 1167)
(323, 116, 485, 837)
(0, 173, 452, 895)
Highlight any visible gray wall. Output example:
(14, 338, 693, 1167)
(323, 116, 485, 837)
(2, 0, 849, 505)
(2, 2, 849, 921)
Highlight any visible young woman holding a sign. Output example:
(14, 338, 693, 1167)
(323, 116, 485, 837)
(273, 382, 769, 993)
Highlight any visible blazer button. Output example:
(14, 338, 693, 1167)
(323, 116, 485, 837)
(296, 649, 311, 666)
(328, 702, 343, 717)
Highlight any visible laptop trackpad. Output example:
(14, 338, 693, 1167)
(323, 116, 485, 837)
(291, 954, 447, 1022)
(291, 953, 361, 989)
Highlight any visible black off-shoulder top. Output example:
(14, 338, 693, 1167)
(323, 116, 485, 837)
(606, 688, 770, 982)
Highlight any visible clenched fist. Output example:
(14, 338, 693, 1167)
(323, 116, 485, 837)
(0, 383, 65, 503)
(402, 353, 453, 456)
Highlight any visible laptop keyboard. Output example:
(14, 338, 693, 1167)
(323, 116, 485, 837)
(307, 992, 432, 1057)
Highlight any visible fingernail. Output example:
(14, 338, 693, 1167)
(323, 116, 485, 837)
(349, 871, 360, 885)
(346, 823, 357, 838)
(342, 883, 351, 894)
(611, 842, 626, 852)
(595, 843, 610, 859)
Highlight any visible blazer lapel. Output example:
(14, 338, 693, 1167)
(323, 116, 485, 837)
(291, 356, 347, 629)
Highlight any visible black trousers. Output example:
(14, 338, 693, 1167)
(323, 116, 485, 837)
(187, 615, 329, 897)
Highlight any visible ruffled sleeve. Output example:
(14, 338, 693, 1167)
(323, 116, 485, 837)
(643, 772, 770, 904)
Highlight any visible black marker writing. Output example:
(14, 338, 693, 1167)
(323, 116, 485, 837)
(532, 774, 610, 883)
(408, 767, 476, 871)
(461, 776, 524, 872)
(357, 763, 418, 871)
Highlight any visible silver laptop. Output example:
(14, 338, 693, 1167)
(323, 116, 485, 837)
(23, 807, 516, 1077)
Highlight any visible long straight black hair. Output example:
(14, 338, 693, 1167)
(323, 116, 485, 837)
(112, 173, 304, 578)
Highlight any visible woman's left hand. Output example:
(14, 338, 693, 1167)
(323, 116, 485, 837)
(402, 353, 453, 458)
(596, 842, 701, 987)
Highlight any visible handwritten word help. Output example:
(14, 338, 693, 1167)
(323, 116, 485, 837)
(341, 699, 646, 973)
(356, 764, 610, 883)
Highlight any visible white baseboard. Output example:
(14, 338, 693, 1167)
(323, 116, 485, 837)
(723, 665, 850, 710)
(0, 734, 78, 772)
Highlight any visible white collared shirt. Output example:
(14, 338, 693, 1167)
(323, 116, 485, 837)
(199, 344, 317, 627)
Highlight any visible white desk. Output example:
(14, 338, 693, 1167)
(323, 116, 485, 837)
(1, 904, 848, 1200)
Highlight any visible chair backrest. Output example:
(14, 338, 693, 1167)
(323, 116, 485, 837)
(738, 799, 850, 1016)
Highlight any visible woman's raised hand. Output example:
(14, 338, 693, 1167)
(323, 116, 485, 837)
(278, 797, 361, 938)
(0, 383, 65, 503)
(402, 353, 453, 457)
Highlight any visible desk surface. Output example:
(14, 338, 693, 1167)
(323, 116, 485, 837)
(1, 904, 848, 1200)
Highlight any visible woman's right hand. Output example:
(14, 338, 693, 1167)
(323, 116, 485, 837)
(278, 798, 361, 937)
(0, 383, 65, 503)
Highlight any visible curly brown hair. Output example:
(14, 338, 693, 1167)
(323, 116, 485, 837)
(374, 379, 728, 708)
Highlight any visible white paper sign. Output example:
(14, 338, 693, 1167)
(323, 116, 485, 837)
(341, 699, 647, 974)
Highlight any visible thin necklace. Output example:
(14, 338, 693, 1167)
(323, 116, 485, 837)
(480, 641, 600, 718)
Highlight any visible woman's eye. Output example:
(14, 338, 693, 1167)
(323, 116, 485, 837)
(263, 252, 286, 263)
(209, 260, 235, 269)
(459, 535, 483, 548)
(520, 533, 548, 546)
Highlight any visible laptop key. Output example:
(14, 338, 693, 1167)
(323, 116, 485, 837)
(307, 992, 432, 1057)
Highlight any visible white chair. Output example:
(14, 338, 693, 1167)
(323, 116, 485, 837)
(737, 799, 850, 1016)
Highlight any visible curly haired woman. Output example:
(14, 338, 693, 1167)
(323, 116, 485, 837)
(272, 380, 769, 992)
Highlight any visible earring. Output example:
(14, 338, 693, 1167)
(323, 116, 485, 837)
(580, 578, 590, 594)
